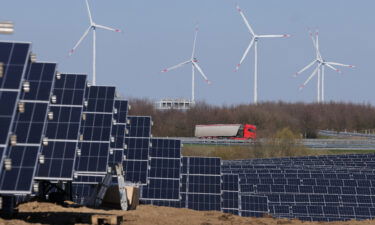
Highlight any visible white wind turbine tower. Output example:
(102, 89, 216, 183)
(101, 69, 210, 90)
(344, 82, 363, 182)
(69, 0, 121, 85)
(161, 25, 211, 103)
(235, 5, 290, 104)
(295, 30, 355, 102)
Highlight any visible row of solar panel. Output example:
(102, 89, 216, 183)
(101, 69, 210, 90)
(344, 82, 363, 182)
(0, 41, 157, 196)
(0, 41, 197, 211)
(238, 178, 375, 187)
(229, 170, 375, 179)
(222, 154, 375, 221)
(0, 41, 268, 217)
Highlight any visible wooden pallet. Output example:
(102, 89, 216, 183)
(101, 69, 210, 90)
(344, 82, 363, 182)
(91, 214, 123, 225)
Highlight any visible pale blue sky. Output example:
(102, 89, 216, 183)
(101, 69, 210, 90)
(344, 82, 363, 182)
(1, 0, 374, 105)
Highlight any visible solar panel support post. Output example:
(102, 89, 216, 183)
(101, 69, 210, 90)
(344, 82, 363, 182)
(86, 173, 112, 208)
(86, 164, 128, 210)
(36, 181, 73, 203)
(115, 163, 128, 211)
(0, 196, 16, 217)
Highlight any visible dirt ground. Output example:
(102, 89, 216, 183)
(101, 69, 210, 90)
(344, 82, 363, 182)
(0, 201, 375, 225)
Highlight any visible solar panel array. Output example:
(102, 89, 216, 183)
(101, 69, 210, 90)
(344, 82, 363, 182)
(2, 40, 375, 222)
(35, 73, 86, 180)
(0, 42, 31, 180)
(108, 100, 128, 167)
(140, 138, 181, 202)
(123, 116, 152, 185)
(0, 58, 56, 194)
(222, 154, 375, 221)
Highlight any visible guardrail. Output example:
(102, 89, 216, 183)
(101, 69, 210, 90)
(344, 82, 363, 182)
(175, 137, 375, 150)
(318, 130, 375, 139)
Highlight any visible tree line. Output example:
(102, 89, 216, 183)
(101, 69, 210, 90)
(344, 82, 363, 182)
(128, 99, 375, 138)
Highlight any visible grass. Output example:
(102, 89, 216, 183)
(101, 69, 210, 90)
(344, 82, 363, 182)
(321, 149, 375, 154)
(182, 144, 375, 160)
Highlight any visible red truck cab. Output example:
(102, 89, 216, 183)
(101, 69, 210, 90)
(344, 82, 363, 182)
(233, 124, 256, 140)
(243, 124, 256, 139)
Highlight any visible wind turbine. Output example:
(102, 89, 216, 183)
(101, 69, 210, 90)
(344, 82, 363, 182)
(235, 5, 290, 104)
(161, 25, 211, 103)
(69, 0, 121, 85)
(295, 30, 355, 102)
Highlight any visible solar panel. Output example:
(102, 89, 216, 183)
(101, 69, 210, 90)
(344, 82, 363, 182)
(182, 157, 221, 211)
(126, 116, 152, 138)
(221, 174, 239, 215)
(74, 85, 115, 175)
(240, 194, 269, 217)
(123, 137, 150, 184)
(140, 138, 181, 202)
(107, 100, 128, 167)
(0, 42, 31, 172)
(122, 116, 152, 185)
(0, 62, 56, 194)
(35, 73, 87, 180)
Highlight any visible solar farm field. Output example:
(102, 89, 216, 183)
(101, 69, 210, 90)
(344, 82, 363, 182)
(2, 40, 375, 224)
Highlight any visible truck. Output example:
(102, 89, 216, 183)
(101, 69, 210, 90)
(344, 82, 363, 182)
(194, 124, 256, 140)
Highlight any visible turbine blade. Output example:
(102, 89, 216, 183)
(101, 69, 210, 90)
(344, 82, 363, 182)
(325, 62, 355, 68)
(299, 65, 320, 90)
(257, 34, 290, 38)
(192, 61, 211, 84)
(325, 63, 342, 74)
(315, 29, 319, 54)
(294, 60, 316, 77)
(161, 60, 191, 73)
(309, 29, 322, 60)
(236, 5, 255, 36)
(95, 24, 122, 33)
(191, 24, 199, 58)
(235, 38, 255, 71)
(85, 0, 93, 24)
(69, 27, 91, 56)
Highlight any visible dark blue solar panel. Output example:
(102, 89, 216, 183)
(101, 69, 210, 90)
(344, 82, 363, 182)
(240, 195, 269, 217)
(0, 62, 56, 194)
(182, 157, 221, 211)
(126, 116, 151, 138)
(35, 74, 87, 180)
(141, 138, 181, 201)
(85, 86, 115, 113)
(108, 100, 128, 167)
(0, 42, 30, 170)
(221, 174, 239, 214)
(0, 42, 30, 89)
(74, 86, 115, 174)
(123, 137, 150, 184)
(113, 100, 128, 124)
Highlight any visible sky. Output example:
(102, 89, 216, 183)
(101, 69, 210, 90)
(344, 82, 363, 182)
(1, 0, 374, 105)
